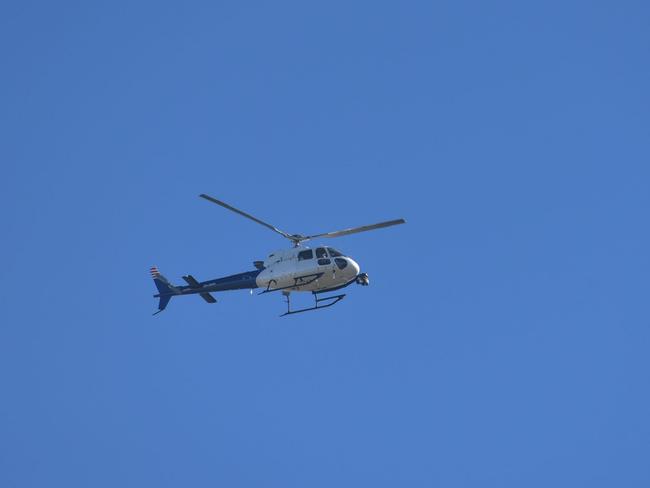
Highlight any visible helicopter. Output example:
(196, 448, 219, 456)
(151, 194, 406, 316)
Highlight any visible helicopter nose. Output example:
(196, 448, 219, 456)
(347, 258, 360, 276)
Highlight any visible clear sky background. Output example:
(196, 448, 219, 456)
(1, 1, 649, 486)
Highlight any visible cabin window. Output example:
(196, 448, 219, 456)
(335, 258, 348, 270)
(318, 258, 331, 266)
(316, 247, 328, 258)
(298, 249, 313, 261)
(328, 248, 344, 257)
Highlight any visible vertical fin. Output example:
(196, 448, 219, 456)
(151, 266, 178, 314)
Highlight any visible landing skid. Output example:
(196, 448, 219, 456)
(259, 272, 324, 295)
(281, 291, 346, 316)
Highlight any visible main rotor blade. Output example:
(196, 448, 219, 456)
(304, 218, 406, 240)
(199, 194, 294, 240)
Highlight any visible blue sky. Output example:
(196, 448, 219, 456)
(1, 1, 649, 486)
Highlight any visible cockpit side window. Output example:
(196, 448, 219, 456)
(316, 247, 328, 259)
(298, 249, 314, 261)
(327, 247, 343, 257)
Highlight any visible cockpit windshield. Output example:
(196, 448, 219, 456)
(326, 247, 344, 257)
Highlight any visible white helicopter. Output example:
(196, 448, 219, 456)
(151, 194, 406, 316)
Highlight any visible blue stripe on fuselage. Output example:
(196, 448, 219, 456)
(177, 269, 262, 295)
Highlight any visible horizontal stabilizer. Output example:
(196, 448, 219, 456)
(182, 274, 201, 288)
(199, 292, 217, 303)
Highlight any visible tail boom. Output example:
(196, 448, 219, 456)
(150, 266, 261, 314)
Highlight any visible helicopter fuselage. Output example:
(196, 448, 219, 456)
(154, 246, 363, 305)
(151, 193, 401, 315)
(256, 246, 361, 293)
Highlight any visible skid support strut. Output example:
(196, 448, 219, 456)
(281, 291, 346, 317)
(259, 273, 324, 295)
